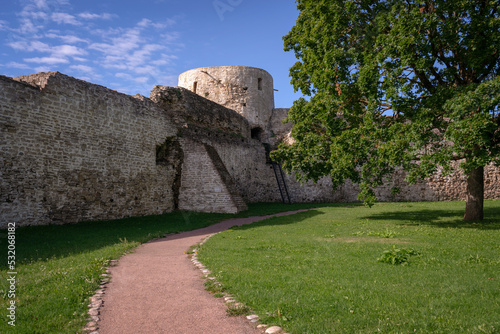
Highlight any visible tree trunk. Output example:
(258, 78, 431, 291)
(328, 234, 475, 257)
(464, 166, 484, 221)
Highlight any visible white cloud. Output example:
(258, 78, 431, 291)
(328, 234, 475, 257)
(152, 18, 176, 29)
(151, 59, 169, 66)
(15, 0, 77, 33)
(30, 40, 52, 52)
(133, 65, 157, 74)
(7, 40, 85, 60)
(91, 27, 121, 38)
(5, 2, 182, 96)
(35, 66, 52, 72)
(137, 18, 151, 27)
(89, 28, 142, 57)
(135, 76, 149, 84)
(160, 32, 181, 44)
(116, 72, 149, 84)
(78, 12, 114, 20)
(52, 44, 87, 57)
(51, 12, 81, 25)
(69, 64, 93, 72)
(45, 33, 88, 44)
(17, 18, 39, 34)
(32, 0, 49, 10)
(25, 56, 69, 64)
(8, 41, 28, 51)
(86, 18, 182, 89)
(127, 44, 164, 65)
(6, 62, 32, 70)
(8, 40, 51, 52)
(115, 72, 130, 79)
(136, 18, 176, 29)
(151, 55, 177, 66)
(19, 9, 48, 20)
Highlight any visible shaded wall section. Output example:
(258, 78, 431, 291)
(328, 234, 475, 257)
(178, 138, 247, 213)
(0, 72, 178, 227)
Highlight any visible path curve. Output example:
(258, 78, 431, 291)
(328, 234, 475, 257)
(98, 210, 308, 334)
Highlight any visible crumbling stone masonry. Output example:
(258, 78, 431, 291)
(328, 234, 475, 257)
(1, 72, 178, 226)
(1, 66, 499, 227)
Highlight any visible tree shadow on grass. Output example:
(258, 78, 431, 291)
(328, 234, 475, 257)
(226, 209, 326, 232)
(363, 206, 500, 230)
(0, 203, 332, 270)
(0, 210, 234, 269)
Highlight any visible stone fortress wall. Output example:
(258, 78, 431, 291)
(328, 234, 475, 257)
(0, 73, 179, 226)
(1, 66, 499, 227)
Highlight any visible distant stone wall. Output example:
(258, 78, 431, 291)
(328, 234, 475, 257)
(330, 162, 500, 203)
(0, 72, 178, 227)
(268, 106, 500, 204)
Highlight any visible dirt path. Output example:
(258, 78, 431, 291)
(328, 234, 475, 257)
(98, 210, 308, 334)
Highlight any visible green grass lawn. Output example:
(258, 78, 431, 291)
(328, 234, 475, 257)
(198, 200, 500, 334)
(0, 202, 329, 334)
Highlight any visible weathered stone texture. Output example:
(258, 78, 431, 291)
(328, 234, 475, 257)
(268, 108, 293, 147)
(331, 162, 500, 203)
(178, 138, 247, 213)
(150, 85, 251, 138)
(178, 66, 274, 130)
(177, 125, 335, 203)
(1, 72, 177, 227)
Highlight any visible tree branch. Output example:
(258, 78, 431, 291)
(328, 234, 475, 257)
(411, 66, 435, 93)
(476, 50, 499, 83)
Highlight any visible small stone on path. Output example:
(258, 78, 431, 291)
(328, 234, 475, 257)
(265, 326, 283, 334)
(89, 308, 100, 316)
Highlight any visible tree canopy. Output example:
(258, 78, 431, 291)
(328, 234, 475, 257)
(272, 0, 500, 220)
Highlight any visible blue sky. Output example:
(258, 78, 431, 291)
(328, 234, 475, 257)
(0, 0, 301, 108)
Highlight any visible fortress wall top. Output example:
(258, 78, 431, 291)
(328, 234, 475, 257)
(178, 66, 274, 131)
(150, 85, 251, 138)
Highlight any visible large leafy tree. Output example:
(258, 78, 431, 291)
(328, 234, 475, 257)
(273, 0, 500, 220)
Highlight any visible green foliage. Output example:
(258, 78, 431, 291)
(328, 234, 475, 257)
(204, 279, 226, 294)
(377, 245, 419, 265)
(272, 0, 500, 217)
(376, 228, 397, 238)
(355, 228, 398, 238)
(226, 304, 251, 317)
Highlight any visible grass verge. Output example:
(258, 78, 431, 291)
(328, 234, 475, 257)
(198, 200, 500, 334)
(0, 202, 332, 334)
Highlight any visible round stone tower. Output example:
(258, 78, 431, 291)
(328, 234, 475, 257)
(178, 66, 275, 135)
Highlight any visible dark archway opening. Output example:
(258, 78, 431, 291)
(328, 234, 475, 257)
(251, 127, 264, 141)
